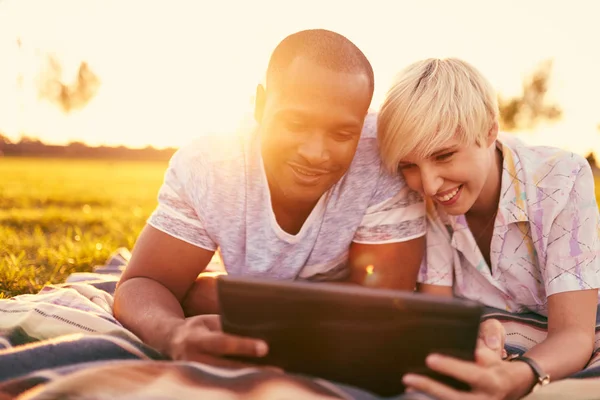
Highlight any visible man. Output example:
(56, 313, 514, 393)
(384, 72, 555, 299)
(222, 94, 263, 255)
(113, 29, 427, 366)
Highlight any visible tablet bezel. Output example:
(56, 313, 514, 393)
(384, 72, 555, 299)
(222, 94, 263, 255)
(217, 275, 483, 396)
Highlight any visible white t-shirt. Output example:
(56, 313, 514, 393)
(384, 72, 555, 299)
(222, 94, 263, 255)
(148, 113, 426, 282)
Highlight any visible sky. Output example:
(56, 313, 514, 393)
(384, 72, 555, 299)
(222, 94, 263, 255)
(0, 0, 599, 155)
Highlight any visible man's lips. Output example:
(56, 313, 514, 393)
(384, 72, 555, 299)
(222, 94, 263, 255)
(287, 162, 333, 186)
(288, 163, 331, 176)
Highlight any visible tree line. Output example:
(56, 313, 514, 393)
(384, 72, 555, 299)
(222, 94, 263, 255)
(2, 50, 599, 164)
(0, 135, 177, 161)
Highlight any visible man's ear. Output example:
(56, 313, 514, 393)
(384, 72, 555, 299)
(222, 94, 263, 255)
(486, 121, 499, 147)
(254, 84, 266, 123)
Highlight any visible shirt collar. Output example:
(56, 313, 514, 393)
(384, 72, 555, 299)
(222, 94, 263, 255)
(496, 135, 530, 224)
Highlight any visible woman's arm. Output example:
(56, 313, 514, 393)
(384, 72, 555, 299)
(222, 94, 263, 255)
(503, 161, 600, 395)
(502, 289, 598, 397)
(402, 290, 598, 400)
(405, 161, 600, 399)
(506, 162, 600, 393)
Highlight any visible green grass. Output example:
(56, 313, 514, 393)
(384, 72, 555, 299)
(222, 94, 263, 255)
(2, 156, 600, 298)
(0, 157, 168, 298)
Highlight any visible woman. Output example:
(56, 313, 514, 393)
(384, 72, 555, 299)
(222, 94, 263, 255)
(377, 58, 600, 399)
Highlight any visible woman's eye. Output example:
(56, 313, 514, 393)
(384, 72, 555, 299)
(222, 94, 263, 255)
(436, 152, 455, 161)
(397, 164, 414, 171)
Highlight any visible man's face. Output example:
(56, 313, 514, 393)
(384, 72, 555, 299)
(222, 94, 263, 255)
(258, 57, 372, 208)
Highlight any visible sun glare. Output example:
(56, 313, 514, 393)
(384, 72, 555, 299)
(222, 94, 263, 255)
(0, 0, 598, 155)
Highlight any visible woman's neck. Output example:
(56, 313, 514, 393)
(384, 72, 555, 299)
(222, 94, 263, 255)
(467, 144, 503, 220)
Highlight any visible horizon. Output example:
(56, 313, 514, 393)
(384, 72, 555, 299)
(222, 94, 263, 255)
(1, 0, 599, 155)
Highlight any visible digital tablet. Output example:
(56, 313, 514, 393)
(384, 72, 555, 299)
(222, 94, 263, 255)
(217, 275, 483, 396)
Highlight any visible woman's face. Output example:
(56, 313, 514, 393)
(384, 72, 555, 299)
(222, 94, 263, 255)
(397, 132, 496, 216)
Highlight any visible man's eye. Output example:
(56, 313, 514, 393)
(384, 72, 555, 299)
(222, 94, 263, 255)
(285, 121, 306, 132)
(333, 132, 355, 141)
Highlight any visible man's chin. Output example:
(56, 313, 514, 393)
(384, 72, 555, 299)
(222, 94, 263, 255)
(281, 187, 326, 208)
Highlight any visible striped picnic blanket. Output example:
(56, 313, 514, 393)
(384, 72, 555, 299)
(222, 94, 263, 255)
(1, 249, 600, 399)
(482, 308, 600, 379)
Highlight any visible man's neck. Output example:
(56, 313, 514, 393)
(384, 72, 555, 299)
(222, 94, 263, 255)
(270, 194, 318, 236)
(263, 159, 322, 235)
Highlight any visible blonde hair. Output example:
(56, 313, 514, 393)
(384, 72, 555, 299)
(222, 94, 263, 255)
(378, 58, 499, 174)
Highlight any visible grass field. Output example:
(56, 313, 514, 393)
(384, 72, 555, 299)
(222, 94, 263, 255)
(2, 156, 600, 298)
(0, 157, 168, 298)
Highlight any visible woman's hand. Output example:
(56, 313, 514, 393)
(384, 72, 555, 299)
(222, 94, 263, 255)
(477, 318, 507, 359)
(402, 347, 535, 400)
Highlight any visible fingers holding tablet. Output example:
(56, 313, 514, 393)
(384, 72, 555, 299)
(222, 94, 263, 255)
(167, 314, 271, 369)
(476, 318, 507, 358)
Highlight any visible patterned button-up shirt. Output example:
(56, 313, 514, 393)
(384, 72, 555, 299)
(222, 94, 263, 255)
(418, 134, 600, 315)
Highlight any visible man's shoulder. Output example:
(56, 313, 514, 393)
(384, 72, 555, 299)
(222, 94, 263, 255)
(168, 130, 253, 188)
(330, 111, 415, 212)
(359, 111, 379, 140)
(349, 112, 382, 169)
(174, 131, 248, 165)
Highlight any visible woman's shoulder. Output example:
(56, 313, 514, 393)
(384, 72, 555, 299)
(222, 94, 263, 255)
(499, 133, 590, 190)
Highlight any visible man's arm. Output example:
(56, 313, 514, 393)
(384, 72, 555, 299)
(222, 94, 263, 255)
(114, 226, 268, 364)
(347, 237, 424, 290)
(346, 161, 428, 290)
(417, 283, 453, 296)
(114, 225, 215, 355)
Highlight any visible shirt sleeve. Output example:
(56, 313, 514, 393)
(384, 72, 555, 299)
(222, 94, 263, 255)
(147, 146, 218, 251)
(544, 162, 600, 296)
(353, 168, 426, 244)
(417, 212, 454, 286)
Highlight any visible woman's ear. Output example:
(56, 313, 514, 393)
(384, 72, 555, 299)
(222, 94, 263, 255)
(486, 121, 499, 147)
(254, 84, 266, 123)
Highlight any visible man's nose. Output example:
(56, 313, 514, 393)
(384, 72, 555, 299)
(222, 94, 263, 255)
(297, 132, 330, 165)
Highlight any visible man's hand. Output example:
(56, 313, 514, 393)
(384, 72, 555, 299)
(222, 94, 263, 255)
(168, 314, 271, 369)
(477, 319, 507, 359)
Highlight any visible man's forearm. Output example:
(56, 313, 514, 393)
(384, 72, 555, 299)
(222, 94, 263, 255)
(113, 277, 186, 355)
(181, 273, 222, 316)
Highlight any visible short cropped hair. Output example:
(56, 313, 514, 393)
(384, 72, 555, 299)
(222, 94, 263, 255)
(377, 58, 499, 174)
(266, 29, 374, 95)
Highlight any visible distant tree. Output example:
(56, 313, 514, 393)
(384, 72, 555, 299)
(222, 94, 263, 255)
(0, 133, 10, 155)
(36, 54, 101, 113)
(0, 133, 11, 145)
(498, 59, 562, 131)
(586, 153, 600, 171)
(18, 135, 43, 145)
